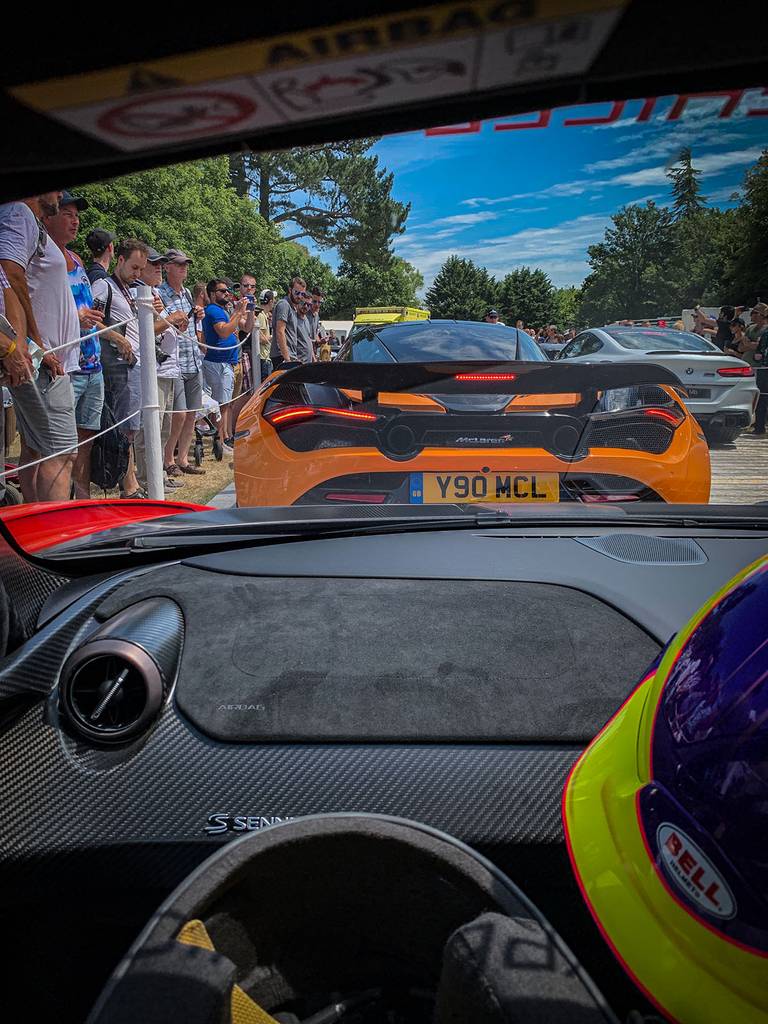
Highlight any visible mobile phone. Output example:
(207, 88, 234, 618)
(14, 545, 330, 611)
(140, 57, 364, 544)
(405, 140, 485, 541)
(92, 298, 106, 313)
(0, 313, 17, 342)
(246, 295, 255, 310)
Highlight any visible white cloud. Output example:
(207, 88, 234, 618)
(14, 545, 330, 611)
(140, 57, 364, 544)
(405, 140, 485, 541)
(396, 213, 611, 291)
(585, 132, 747, 173)
(430, 211, 500, 227)
(463, 147, 763, 207)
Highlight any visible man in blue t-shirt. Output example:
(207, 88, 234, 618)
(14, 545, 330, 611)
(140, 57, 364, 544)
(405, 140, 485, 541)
(202, 278, 247, 453)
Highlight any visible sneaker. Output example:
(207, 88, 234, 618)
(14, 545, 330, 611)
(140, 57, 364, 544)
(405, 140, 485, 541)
(164, 477, 185, 489)
(221, 441, 234, 454)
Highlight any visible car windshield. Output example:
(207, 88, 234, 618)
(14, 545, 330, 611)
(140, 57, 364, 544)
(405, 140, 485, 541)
(345, 322, 544, 362)
(608, 329, 719, 352)
(1, 83, 766, 557)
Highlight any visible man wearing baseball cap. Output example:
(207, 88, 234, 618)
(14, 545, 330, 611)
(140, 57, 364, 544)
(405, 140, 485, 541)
(85, 228, 117, 285)
(484, 309, 502, 324)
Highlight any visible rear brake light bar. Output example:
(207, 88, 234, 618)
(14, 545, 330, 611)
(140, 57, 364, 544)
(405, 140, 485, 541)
(454, 373, 517, 381)
(717, 366, 755, 377)
(265, 405, 378, 426)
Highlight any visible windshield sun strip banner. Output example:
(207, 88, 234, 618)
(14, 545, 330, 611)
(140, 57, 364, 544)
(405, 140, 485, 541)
(8, 0, 626, 152)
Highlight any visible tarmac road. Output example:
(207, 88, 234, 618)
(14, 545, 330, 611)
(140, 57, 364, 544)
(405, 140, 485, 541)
(709, 431, 767, 505)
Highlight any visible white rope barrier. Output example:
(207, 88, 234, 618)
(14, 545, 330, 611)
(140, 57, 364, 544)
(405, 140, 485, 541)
(2, 384, 257, 481)
(0, 407, 141, 480)
(196, 337, 248, 351)
(39, 315, 138, 356)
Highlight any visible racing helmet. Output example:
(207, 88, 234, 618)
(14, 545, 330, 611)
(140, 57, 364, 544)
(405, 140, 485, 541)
(564, 556, 768, 1024)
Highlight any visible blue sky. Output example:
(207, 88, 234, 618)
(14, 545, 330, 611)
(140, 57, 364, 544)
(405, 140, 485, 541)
(305, 89, 767, 296)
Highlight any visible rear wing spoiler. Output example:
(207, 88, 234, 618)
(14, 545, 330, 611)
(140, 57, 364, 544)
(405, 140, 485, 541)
(273, 360, 682, 397)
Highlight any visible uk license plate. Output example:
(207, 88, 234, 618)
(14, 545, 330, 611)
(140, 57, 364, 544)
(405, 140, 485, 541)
(410, 472, 559, 503)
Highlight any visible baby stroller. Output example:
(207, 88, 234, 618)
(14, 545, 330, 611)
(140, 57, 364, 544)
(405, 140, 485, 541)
(192, 391, 223, 467)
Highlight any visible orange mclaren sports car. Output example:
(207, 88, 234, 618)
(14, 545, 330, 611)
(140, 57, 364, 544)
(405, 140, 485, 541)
(234, 321, 710, 508)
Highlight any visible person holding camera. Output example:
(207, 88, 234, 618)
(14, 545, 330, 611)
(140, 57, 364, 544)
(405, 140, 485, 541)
(203, 279, 248, 454)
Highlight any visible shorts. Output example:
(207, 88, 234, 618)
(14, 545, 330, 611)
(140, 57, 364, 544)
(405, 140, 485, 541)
(203, 361, 235, 405)
(70, 371, 105, 431)
(173, 370, 203, 413)
(103, 363, 142, 435)
(11, 367, 78, 457)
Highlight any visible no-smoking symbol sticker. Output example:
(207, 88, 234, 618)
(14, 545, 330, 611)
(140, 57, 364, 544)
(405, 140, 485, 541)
(97, 89, 258, 140)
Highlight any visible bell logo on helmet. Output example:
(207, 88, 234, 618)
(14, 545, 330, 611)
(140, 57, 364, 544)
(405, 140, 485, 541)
(657, 824, 736, 919)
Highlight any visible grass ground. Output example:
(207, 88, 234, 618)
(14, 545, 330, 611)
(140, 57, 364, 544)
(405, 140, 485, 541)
(6, 428, 234, 508)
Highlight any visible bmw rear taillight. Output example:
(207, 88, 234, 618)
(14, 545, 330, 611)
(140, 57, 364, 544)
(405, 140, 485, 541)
(717, 366, 755, 377)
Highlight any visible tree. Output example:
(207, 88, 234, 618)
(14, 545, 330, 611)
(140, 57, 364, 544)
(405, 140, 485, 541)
(229, 143, 410, 267)
(579, 201, 678, 323)
(553, 286, 583, 328)
(497, 267, 556, 327)
(667, 147, 707, 221)
(328, 257, 423, 318)
(671, 207, 734, 309)
(719, 149, 768, 302)
(74, 158, 284, 283)
(425, 256, 498, 321)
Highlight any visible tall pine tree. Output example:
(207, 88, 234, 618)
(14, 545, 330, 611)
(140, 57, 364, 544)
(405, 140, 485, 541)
(667, 148, 707, 220)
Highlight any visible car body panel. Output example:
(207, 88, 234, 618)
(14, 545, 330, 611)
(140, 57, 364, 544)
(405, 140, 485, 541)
(234, 369, 711, 507)
(0, 499, 210, 553)
(559, 329, 758, 429)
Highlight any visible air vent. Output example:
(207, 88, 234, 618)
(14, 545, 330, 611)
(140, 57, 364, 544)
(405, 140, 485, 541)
(60, 639, 165, 744)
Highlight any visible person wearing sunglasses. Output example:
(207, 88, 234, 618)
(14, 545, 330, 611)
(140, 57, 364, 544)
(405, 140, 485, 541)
(202, 279, 247, 454)
(270, 274, 306, 369)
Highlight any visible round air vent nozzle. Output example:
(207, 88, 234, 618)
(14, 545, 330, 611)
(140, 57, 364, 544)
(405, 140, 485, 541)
(60, 639, 164, 745)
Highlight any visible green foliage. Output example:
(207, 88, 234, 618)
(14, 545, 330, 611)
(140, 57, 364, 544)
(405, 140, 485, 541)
(552, 286, 583, 328)
(424, 256, 498, 321)
(73, 158, 297, 284)
(327, 257, 423, 318)
(497, 267, 556, 327)
(229, 142, 410, 268)
(579, 201, 678, 323)
(71, 155, 420, 312)
(718, 150, 768, 302)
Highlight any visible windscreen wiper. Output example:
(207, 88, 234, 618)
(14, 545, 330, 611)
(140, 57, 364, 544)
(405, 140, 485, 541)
(41, 508, 768, 562)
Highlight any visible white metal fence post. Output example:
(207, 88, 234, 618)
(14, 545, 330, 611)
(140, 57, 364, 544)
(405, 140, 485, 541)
(137, 283, 164, 500)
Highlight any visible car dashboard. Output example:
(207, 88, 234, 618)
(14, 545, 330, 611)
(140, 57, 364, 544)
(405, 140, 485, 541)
(1, 517, 767, 1022)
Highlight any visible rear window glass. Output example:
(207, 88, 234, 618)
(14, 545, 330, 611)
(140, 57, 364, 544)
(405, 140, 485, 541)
(371, 323, 546, 362)
(607, 330, 717, 352)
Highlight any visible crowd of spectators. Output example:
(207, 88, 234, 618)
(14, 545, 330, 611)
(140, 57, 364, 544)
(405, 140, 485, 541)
(0, 191, 329, 504)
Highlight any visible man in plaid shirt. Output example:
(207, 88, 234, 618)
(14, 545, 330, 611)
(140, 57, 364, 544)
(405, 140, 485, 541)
(158, 249, 205, 476)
